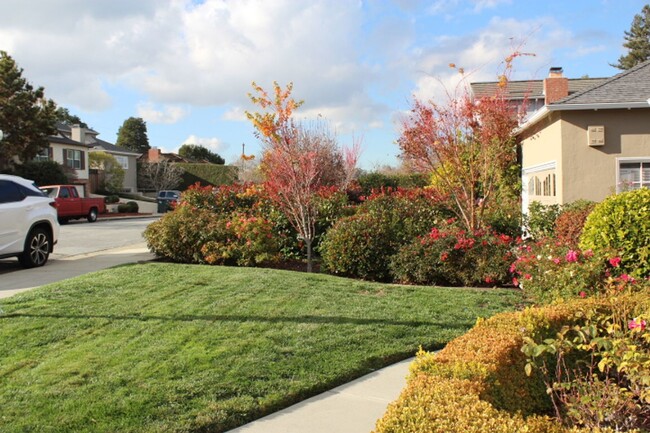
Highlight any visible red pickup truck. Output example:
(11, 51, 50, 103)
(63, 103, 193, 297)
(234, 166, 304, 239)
(40, 185, 106, 223)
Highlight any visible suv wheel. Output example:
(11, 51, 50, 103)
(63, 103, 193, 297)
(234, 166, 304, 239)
(87, 208, 98, 223)
(18, 228, 51, 268)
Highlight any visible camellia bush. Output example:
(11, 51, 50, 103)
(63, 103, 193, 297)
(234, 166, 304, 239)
(390, 221, 518, 287)
(580, 188, 650, 279)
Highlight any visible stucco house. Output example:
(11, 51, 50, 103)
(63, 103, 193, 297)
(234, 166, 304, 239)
(516, 60, 650, 211)
(90, 139, 140, 193)
(36, 123, 140, 194)
(35, 123, 95, 196)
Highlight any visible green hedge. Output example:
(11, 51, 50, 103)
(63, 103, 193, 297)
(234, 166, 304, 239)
(176, 163, 239, 189)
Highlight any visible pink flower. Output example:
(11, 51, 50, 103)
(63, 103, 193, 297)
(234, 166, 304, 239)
(583, 249, 594, 258)
(620, 274, 636, 283)
(512, 277, 520, 287)
(579, 291, 587, 298)
(552, 258, 561, 265)
(524, 274, 532, 280)
(609, 257, 622, 267)
(565, 250, 579, 263)
(628, 318, 647, 331)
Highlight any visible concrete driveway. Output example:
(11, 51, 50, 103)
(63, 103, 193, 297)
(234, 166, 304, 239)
(0, 216, 157, 299)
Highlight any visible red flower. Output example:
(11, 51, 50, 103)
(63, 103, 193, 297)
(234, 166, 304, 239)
(579, 291, 587, 298)
(609, 257, 622, 267)
(620, 274, 636, 283)
(512, 277, 520, 287)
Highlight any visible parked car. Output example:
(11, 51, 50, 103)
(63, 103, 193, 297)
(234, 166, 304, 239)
(40, 185, 106, 224)
(0, 174, 59, 268)
(157, 190, 181, 213)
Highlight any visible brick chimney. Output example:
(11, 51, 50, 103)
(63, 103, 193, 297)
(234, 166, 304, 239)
(543, 67, 569, 105)
(148, 147, 162, 162)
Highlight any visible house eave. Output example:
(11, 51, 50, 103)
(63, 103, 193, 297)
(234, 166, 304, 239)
(516, 100, 650, 136)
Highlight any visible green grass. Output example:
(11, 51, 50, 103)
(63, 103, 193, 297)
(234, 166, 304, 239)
(0, 263, 522, 432)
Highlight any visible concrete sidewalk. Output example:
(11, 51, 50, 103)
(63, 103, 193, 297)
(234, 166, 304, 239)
(227, 358, 411, 433)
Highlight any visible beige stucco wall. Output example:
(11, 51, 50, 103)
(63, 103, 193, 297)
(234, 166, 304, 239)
(521, 108, 650, 207)
(560, 108, 650, 203)
(49, 142, 90, 181)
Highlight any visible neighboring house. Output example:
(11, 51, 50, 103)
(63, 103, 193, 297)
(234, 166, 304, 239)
(471, 71, 607, 120)
(139, 147, 195, 163)
(35, 123, 141, 195)
(35, 123, 95, 196)
(90, 139, 140, 193)
(516, 61, 650, 211)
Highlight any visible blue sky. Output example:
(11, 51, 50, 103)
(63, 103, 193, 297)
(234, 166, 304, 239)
(0, 0, 647, 169)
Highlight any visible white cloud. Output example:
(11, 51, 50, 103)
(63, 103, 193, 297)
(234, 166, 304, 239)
(181, 134, 229, 155)
(137, 102, 189, 124)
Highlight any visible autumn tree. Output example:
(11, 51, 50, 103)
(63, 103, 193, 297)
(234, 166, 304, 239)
(398, 63, 520, 232)
(138, 160, 184, 192)
(116, 117, 150, 153)
(0, 51, 58, 170)
(246, 81, 359, 272)
(178, 143, 225, 164)
(613, 4, 650, 70)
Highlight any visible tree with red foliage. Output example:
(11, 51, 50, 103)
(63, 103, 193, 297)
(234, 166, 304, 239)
(398, 61, 521, 232)
(246, 82, 359, 271)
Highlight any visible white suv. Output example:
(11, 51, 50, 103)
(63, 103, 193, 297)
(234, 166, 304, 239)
(0, 174, 59, 268)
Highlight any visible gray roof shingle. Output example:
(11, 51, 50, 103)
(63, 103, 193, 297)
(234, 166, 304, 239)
(470, 77, 607, 101)
(552, 59, 650, 105)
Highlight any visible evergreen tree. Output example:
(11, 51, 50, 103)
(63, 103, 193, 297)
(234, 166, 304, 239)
(55, 107, 88, 128)
(116, 117, 150, 153)
(178, 143, 225, 164)
(0, 51, 58, 170)
(613, 4, 650, 70)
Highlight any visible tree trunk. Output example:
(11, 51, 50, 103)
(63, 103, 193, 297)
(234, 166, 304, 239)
(306, 239, 313, 273)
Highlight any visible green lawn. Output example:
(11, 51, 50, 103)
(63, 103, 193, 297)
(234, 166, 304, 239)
(0, 263, 522, 432)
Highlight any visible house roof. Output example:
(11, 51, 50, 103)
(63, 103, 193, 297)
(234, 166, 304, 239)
(517, 60, 650, 134)
(48, 134, 93, 148)
(470, 77, 608, 101)
(552, 59, 650, 105)
(92, 139, 141, 156)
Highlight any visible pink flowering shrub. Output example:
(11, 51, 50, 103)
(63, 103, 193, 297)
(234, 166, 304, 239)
(511, 240, 608, 303)
(389, 221, 518, 287)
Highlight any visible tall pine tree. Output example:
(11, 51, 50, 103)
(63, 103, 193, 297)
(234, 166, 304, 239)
(116, 117, 150, 153)
(613, 4, 650, 70)
(0, 51, 58, 170)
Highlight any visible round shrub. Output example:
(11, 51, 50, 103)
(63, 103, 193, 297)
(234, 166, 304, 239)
(390, 223, 516, 287)
(580, 189, 650, 278)
(104, 195, 120, 204)
(320, 213, 398, 281)
(117, 201, 139, 213)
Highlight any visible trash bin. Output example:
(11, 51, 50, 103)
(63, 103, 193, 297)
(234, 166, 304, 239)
(157, 200, 168, 213)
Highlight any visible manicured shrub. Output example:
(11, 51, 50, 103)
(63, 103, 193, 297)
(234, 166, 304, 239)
(104, 195, 120, 204)
(553, 200, 595, 248)
(201, 212, 280, 266)
(117, 201, 139, 213)
(580, 189, 650, 278)
(511, 241, 607, 304)
(373, 288, 650, 433)
(320, 213, 398, 280)
(144, 206, 221, 263)
(390, 222, 517, 287)
(522, 285, 650, 430)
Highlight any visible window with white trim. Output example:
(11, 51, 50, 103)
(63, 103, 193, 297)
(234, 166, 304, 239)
(64, 149, 84, 170)
(619, 160, 650, 191)
(114, 155, 128, 169)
